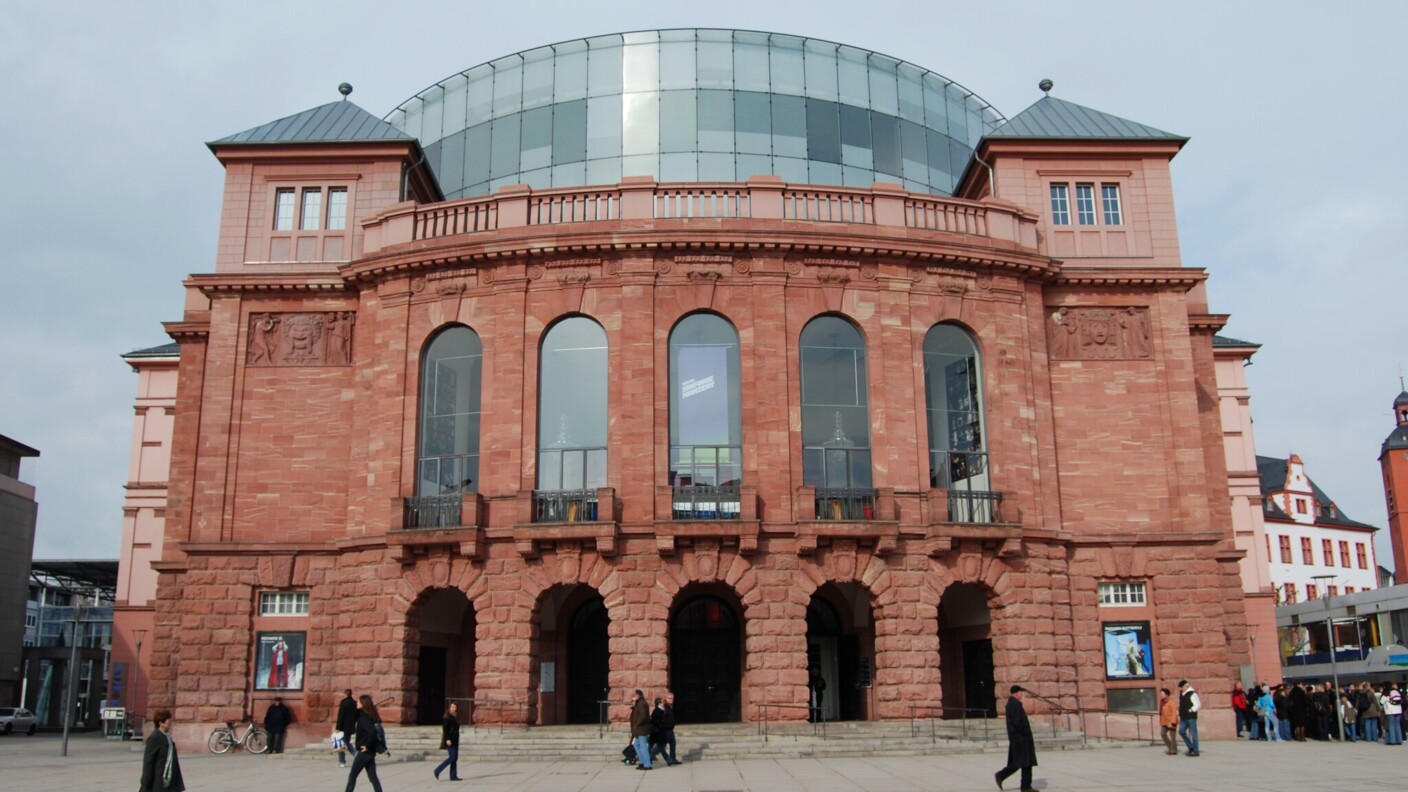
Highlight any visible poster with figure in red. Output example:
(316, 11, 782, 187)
(255, 632, 305, 691)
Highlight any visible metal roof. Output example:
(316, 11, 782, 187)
(1256, 455, 1377, 530)
(988, 95, 1186, 142)
(30, 559, 118, 601)
(1212, 334, 1261, 349)
(123, 342, 180, 358)
(1382, 425, 1408, 455)
(209, 100, 414, 147)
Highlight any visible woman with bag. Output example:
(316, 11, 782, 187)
(433, 702, 462, 781)
(344, 694, 384, 792)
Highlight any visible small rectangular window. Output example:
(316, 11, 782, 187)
(1301, 537, 1313, 565)
(1306, 583, 1318, 600)
(1284, 582, 1297, 603)
(259, 591, 309, 616)
(274, 189, 296, 230)
(300, 189, 323, 230)
(1357, 543, 1368, 569)
(1075, 184, 1096, 225)
(1345, 586, 1355, 594)
(1328, 585, 1339, 597)
(326, 188, 348, 230)
(1101, 183, 1122, 225)
(1049, 184, 1070, 225)
(1097, 581, 1147, 606)
(1323, 539, 1335, 566)
(1279, 535, 1292, 564)
(1339, 541, 1351, 567)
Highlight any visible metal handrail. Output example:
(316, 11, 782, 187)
(672, 484, 742, 520)
(907, 704, 995, 742)
(757, 702, 824, 741)
(813, 487, 879, 521)
(404, 494, 461, 528)
(532, 489, 599, 523)
(1094, 710, 1159, 744)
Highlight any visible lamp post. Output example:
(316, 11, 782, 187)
(130, 629, 147, 738)
(1311, 575, 1340, 707)
(61, 599, 82, 757)
(1249, 631, 1259, 683)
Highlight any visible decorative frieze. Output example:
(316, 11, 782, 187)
(246, 312, 355, 366)
(1048, 307, 1152, 360)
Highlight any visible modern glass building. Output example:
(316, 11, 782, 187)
(386, 29, 1004, 199)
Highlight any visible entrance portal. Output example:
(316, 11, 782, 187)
(939, 583, 995, 717)
(806, 583, 875, 721)
(566, 598, 609, 724)
(535, 585, 609, 725)
(413, 588, 477, 724)
(670, 595, 741, 723)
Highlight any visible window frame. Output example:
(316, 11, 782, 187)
(416, 325, 484, 498)
(1279, 535, 1292, 564)
(1301, 536, 1313, 565)
(258, 591, 310, 616)
(1357, 543, 1369, 569)
(1097, 581, 1147, 607)
(1100, 183, 1123, 225)
(1339, 540, 1351, 568)
(1322, 538, 1335, 566)
(263, 179, 359, 263)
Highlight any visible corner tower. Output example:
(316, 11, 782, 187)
(1380, 390, 1408, 582)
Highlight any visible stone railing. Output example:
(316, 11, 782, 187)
(361, 176, 1038, 253)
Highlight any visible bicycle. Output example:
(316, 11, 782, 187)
(207, 718, 270, 754)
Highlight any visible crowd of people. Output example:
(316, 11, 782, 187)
(1230, 679, 1406, 745)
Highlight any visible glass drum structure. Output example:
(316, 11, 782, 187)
(386, 29, 1004, 199)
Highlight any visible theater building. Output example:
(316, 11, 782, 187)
(145, 30, 1250, 743)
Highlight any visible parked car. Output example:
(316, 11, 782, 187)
(0, 707, 38, 735)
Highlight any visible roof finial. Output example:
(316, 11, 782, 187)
(338, 82, 353, 100)
(1038, 79, 1053, 96)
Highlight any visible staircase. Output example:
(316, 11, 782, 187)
(285, 720, 1104, 764)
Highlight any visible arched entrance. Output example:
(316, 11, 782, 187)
(413, 588, 476, 725)
(670, 593, 742, 723)
(534, 585, 609, 725)
(939, 583, 995, 717)
(806, 582, 875, 721)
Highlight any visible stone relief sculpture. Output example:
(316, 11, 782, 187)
(1048, 307, 1152, 361)
(246, 312, 356, 366)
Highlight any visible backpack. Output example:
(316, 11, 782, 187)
(374, 722, 390, 755)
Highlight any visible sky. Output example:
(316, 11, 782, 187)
(2, 1, 1405, 568)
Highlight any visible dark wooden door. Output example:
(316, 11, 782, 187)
(962, 639, 996, 717)
(670, 597, 740, 723)
(567, 599, 610, 724)
(417, 646, 447, 725)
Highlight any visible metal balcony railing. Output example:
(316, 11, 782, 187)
(672, 485, 742, 520)
(814, 487, 878, 521)
(532, 489, 599, 523)
(404, 495, 461, 528)
(948, 490, 1004, 524)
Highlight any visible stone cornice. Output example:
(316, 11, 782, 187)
(162, 320, 210, 340)
(184, 272, 352, 295)
(1052, 267, 1208, 291)
(1188, 313, 1231, 334)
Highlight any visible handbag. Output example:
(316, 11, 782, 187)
(331, 730, 347, 752)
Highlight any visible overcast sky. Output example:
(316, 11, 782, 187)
(3, 1, 1405, 569)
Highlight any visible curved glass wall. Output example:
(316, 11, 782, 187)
(387, 29, 1004, 199)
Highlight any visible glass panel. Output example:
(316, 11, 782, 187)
(1049, 184, 1070, 225)
(490, 114, 521, 179)
(696, 39, 733, 90)
(897, 63, 924, 123)
(872, 113, 900, 177)
(622, 42, 659, 93)
(900, 119, 927, 182)
(1102, 184, 1123, 225)
(326, 188, 347, 230)
(439, 128, 465, 186)
(825, 449, 849, 487)
(491, 56, 523, 115)
(586, 157, 621, 185)
(442, 74, 468, 135)
(585, 448, 607, 489)
(520, 166, 551, 189)
(848, 450, 873, 488)
(660, 90, 697, 153)
(733, 32, 770, 92)
(587, 41, 623, 97)
(669, 313, 743, 447)
(1075, 184, 1096, 225)
(735, 153, 771, 182)
(622, 92, 658, 156)
(809, 160, 842, 186)
(539, 316, 609, 452)
(697, 90, 734, 152)
(520, 106, 553, 170)
(803, 39, 838, 100)
(551, 161, 587, 187)
(300, 188, 322, 231)
(843, 165, 874, 188)
(464, 122, 491, 186)
(660, 39, 696, 89)
(422, 86, 444, 142)
(552, 99, 587, 165)
(554, 46, 588, 103)
(698, 152, 734, 181)
(771, 94, 806, 158)
(586, 94, 622, 160)
(837, 46, 869, 107)
(418, 327, 483, 494)
(539, 450, 562, 490)
(620, 153, 657, 178)
(840, 104, 872, 168)
(866, 54, 899, 115)
(466, 65, 494, 125)
(522, 49, 555, 110)
(769, 36, 806, 95)
(735, 91, 771, 154)
(273, 189, 295, 230)
(401, 101, 423, 140)
(772, 156, 808, 183)
(563, 449, 585, 489)
(805, 98, 840, 164)
(927, 129, 951, 194)
(923, 74, 950, 135)
(660, 152, 697, 181)
(945, 84, 968, 150)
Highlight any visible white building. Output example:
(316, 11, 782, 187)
(1260, 455, 1379, 603)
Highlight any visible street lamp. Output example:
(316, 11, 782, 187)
(1310, 575, 1340, 708)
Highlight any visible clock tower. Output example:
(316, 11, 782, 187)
(1380, 390, 1408, 582)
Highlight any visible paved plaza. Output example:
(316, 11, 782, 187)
(2, 731, 1406, 791)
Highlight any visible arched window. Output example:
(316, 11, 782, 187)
(416, 326, 483, 524)
(669, 314, 742, 519)
(800, 316, 873, 519)
(923, 324, 994, 521)
(536, 317, 608, 520)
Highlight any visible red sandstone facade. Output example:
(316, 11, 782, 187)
(147, 107, 1250, 746)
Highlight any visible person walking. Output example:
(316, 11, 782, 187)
(654, 692, 680, 765)
(433, 701, 462, 781)
(1159, 687, 1179, 755)
(629, 689, 653, 771)
(994, 685, 1037, 791)
(344, 694, 384, 792)
(264, 696, 292, 754)
(335, 688, 358, 769)
(139, 709, 185, 792)
(1177, 680, 1201, 756)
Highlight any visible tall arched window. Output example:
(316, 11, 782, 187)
(537, 317, 608, 520)
(669, 313, 742, 519)
(923, 324, 994, 522)
(415, 326, 483, 526)
(800, 316, 873, 519)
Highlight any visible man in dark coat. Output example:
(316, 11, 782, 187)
(995, 685, 1036, 791)
(139, 709, 185, 792)
(336, 689, 358, 768)
(630, 689, 653, 770)
(265, 696, 293, 754)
